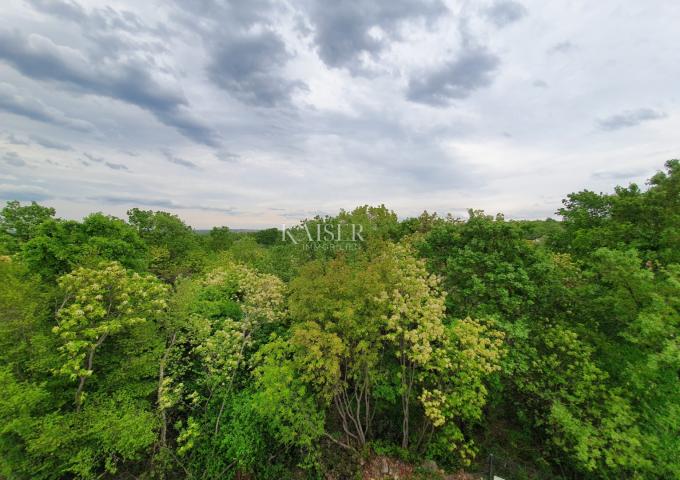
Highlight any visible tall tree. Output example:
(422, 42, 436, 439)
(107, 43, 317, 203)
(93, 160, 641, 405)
(127, 208, 202, 282)
(0, 201, 55, 253)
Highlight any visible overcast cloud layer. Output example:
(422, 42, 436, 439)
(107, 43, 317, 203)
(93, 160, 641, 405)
(0, 0, 678, 228)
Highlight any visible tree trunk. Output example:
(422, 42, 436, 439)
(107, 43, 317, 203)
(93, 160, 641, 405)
(75, 332, 108, 411)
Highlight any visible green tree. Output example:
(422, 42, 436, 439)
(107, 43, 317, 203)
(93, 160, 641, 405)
(554, 160, 680, 264)
(286, 243, 504, 465)
(207, 226, 236, 251)
(53, 262, 169, 410)
(22, 213, 148, 279)
(0, 259, 169, 479)
(0, 201, 55, 253)
(159, 261, 286, 478)
(127, 208, 202, 282)
(419, 210, 544, 321)
(379, 243, 447, 449)
(254, 227, 281, 245)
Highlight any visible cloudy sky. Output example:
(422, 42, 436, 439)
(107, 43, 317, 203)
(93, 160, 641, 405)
(0, 0, 678, 228)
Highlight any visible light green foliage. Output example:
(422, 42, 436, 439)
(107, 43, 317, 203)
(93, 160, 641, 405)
(229, 235, 269, 265)
(288, 252, 385, 449)
(513, 324, 646, 475)
(252, 335, 327, 455)
(0, 258, 168, 479)
(416, 197, 680, 478)
(159, 261, 287, 478)
(0, 366, 50, 478)
(54, 262, 169, 408)
(580, 248, 680, 478)
(193, 263, 285, 387)
(18, 393, 160, 479)
(336, 204, 401, 242)
(422, 318, 505, 464)
(379, 243, 448, 449)
(281, 205, 400, 263)
(381, 244, 447, 368)
(285, 243, 504, 465)
(246, 321, 346, 467)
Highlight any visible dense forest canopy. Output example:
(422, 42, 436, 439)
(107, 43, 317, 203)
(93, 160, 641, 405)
(0, 160, 678, 479)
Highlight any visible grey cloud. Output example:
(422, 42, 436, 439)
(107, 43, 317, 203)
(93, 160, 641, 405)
(83, 152, 104, 163)
(29, 0, 151, 34)
(548, 41, 576, 54)
(4, 133, 30, 145)
(305, 0, 447, 71)
(0, 82, 94, 131)
(45, 158, 67, 167)
(104, 161, 128, 171)
(169, 0, 302, 108)
(208, 30, 306, 106)
(162, 150, 199, 169)
(0, 29, 219, 146)
(484, 0, 527, 28)
(300, 109, 480, 192)
(597, 108, 666, 131)
(94, 195, 237, 214)
(407, 47, 500, 106)
(592, 167, 649, 180)
(2, 151, 27, 167)
(279, 210, 330, 220)
(171, 0, 275, 29)
(30, 135, 73, 150)
(0, 184, 50, 202)
(83, 153, 129, 170)
(27, 0, 86, 22)
(216, 150, 240, 162)
(27, 0, 169, 58)
(3, 131, 72, 151)
(532, 79, 548, 88)
(160, 107, 222, 146)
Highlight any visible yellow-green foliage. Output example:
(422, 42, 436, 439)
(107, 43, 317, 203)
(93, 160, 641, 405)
(54, 262, 169, 407)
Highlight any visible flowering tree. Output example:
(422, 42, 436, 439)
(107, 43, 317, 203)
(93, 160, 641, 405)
(53, 262, 169, 410)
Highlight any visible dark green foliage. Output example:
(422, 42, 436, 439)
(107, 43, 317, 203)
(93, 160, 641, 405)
(206, 226, 236, 251)
(512, 218, 563, 242)
(0, 201, 56, 253)
(254, 227, 281, 245)
(552, 159, 680, 264)
(127, 208, 204, 281)
(22, 213, 148, 279)
(418, 210, 544, 320)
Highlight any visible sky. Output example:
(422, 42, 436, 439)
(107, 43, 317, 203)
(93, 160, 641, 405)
(0, 0, 678, 228)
